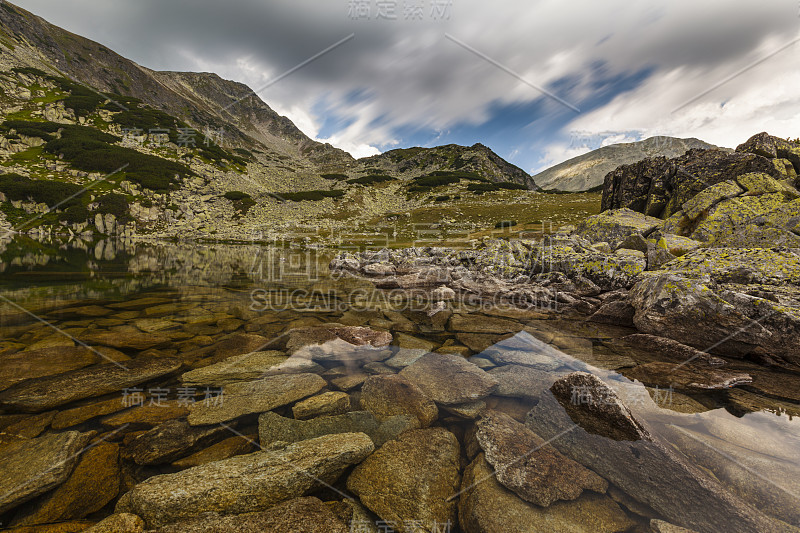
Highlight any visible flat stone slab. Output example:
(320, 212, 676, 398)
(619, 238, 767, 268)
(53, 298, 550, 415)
(153, 497, 349, 533)
(0, 431, 91, 514)
(399, 353, 498, 405)
(459, 454, 635, 533)
(292, 391, 351, 420)
(360, 374, 438, 427)
(0, 357, 182, 412)
(116, 433, 374, 528)
(476, 410, 607, 507)
(259, 410, 417, 448)
(123, 419, 230, 465)
(181, 351, 321, 387)
(624, 362, 752, 391)
(187, 373, 326, 425)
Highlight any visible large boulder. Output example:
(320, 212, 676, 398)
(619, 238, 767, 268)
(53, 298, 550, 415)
(116, 433, 374, 528)
(347, 428, 461, 533)
(574, 208, 662, 249)
(601, 147, 782, 218)
(628, 264, 800, 364)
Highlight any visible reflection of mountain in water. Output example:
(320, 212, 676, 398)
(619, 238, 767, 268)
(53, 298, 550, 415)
(0, 235, 337, 304)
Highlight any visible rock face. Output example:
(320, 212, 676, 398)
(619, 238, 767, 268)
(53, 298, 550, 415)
(259, 410, 417, 448)
(347, 428, 461, 533)
(187, 373, 326, 425)
(527, 374, 791, 533)
(399, 353, 498, 405)
(11, 442, 120, 526)
(153, 497, 349, 533)
(116, 433, 375, 528)
(360, 374, 438, 427)
(601, 147, 785, 218)
(0, 431, 91, 514)
(458, 453, 636, 533)
(475, 410, 607, 506)
(0, 357, 182, 412)
(628, 268, 800, 364)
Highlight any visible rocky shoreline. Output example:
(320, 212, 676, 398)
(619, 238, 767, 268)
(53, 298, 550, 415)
(332, 132, 800, 369)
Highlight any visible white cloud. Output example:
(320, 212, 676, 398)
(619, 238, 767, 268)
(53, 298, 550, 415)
(13, 0, 800, 164)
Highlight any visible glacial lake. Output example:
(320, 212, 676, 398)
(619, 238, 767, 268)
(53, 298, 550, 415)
(1, 234, 799, 531)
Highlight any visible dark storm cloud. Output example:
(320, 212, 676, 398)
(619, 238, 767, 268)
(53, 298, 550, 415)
(12, 0, 800, 163)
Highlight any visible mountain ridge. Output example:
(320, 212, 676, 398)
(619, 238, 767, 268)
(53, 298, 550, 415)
(532, 136, 725, 192)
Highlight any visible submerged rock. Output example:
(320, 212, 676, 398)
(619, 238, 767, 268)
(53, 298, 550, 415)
(347, 428, 461, 533)
(259, 410, 417, 448)
(187, 372, 326, 425)
(116, 433, 374, 528)
(527, 373, 791, 533)
(475, 410, 607, 506)
(10, 442, 120, 526)
(399, 353, 499, 405)
(458, 453, 635, 533)
(0, 431, 91, 514)
(181, 350, 321, 386)
(624, 362, 751, 391)
(360, 374, 438, 427)
(152, 497, 349, 533)
(123, 419, 229, 465)
(0, 357, 182, 412)
(292, 391, 351, 420)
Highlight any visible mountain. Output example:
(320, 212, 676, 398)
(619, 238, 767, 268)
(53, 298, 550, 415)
(531, 136, 724, 192)
(0, 1, 538, 242)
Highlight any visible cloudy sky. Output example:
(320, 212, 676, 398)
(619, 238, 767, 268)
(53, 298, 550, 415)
(13, 0, 800, 173)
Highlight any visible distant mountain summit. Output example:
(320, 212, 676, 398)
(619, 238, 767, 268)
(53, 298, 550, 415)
(532, 136, 724, 192)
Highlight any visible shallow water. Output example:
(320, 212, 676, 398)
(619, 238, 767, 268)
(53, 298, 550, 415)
(1, 236, 799, 531)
